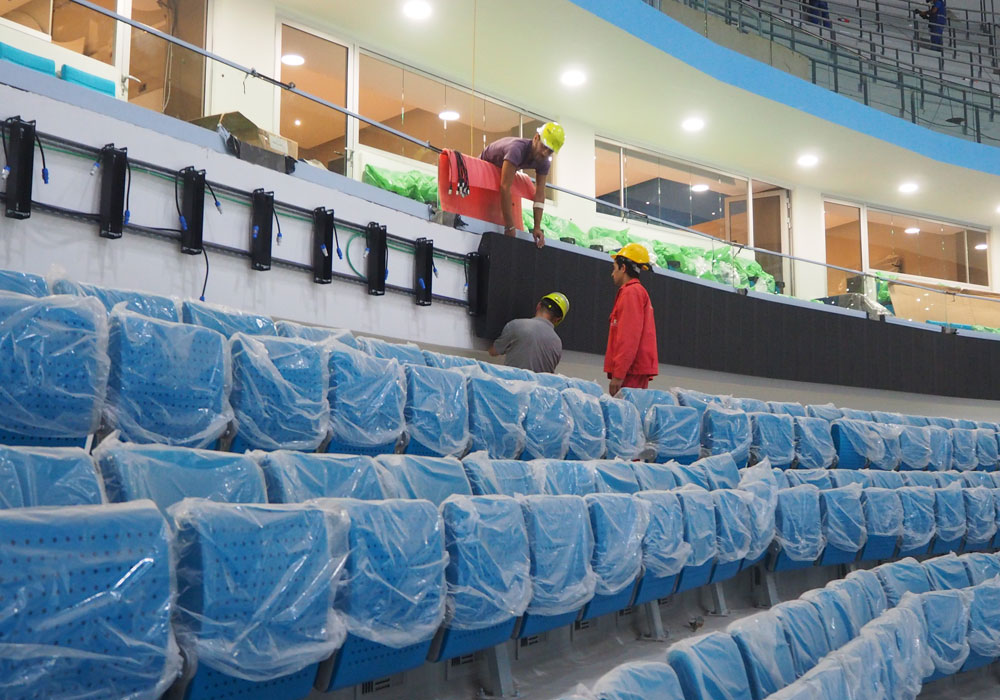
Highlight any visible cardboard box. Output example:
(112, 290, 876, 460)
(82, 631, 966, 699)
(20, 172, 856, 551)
(192, 112, 298, 159)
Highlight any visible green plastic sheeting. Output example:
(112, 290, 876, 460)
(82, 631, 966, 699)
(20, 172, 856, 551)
(362, 164, 438, 204)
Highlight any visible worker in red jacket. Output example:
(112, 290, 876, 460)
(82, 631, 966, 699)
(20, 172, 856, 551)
(605, 243, 659, 396)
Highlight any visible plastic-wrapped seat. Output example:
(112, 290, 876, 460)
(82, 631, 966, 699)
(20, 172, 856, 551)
(565, 377, 603, 397)
(0, 501, 178, 699)
(631, 491, 691, 605)
(592, 460, 641, 494)
(356, 337, 425, 366)
(918, 589, 973, 680)
(787, 659, 854, 700)
(865, 470, 905, 489)
(902, 414, 930, 427)
(670, 461, 712, 490)
(931, 486, 967, 555)
(710, 489, 752, 583)
(962, 487, 997, 551)
(170, 499, 349, 700)
(701, 406, 751, 468)
(739, 475, 777, 570)
(562, 389, 607, 460)
(895, 486, 937, 558)
(327, 344, 405, 455)
(403, 365, 469, 457)
(937, 471, 965, 486)
(831, 633, 892, 700)
(522, 385, 572, 459)
(831, 419, 883, 470)
(478, 362, 534, 383)
(765, 401, 805, 417)
(461, 453, 544, 496)
(667, 631, 753, 700)
(600, 395, 644, 461)
(428, 495, 531, 662)
(951, 428, 979, 472)
(580, 493, 647, 620)
(0, 444, 104, 508)
(727, 611, 798, 700)
(674, 388, 727, 417)
(923, 552, 971, 590)
(228, 333, 329, 452)
(927, 425, 953, 471)
(675, 487, 718, 592)
(592, 661, 685, 700)
(792, 417, 836, 470)
(52, 278, 178, 321)
(316, 498, 447, 691)
(421, 349, 477, 370)
(818, 485, 866, 566)
(375, 455, 471, 506)
(769, 485, 823, 571)
(975, 428, 999, 471)
(105, 309, 232, 448)
(95, 440, 267, 514)
(962, 575, 1000, 671)
(274, 319, 358, 348)
(957, 418, 980, 430)
(865, 604, 931, 700)
(466, 373, 528, 459)
(800, 587, 856, 650)
(902, 471, 946, 488)
(875, 558, 932, 606)
(514, 495, 596, 637)
(783, 469, 833, 489)
(897, 425, 933, 471)
(859, 488, 903, 562)
(993, 488, 1000, 549)
(181, 300, 276, 336)
(0, 293, 109, 448)
(618, 387, 677, 417)
(870, 423, 902, 471)
(645, 405, 701, 464)
(828, 470, 868, 488)
(846, 568, 889, 618)
(749, 413, 794, 469)
(805, 404, 841, 422)
(871, 411, 904, 425)
(771, 468, 790, 488)
(0, 268, 47, 296)
(258, 451, 394, 502)
(962, 472, 995, 488)
(773, 599, 831, 678)
(631, 462, 677, 491)
(826, 576, 877, 632)
(730, 397, 768, 413)
(961, 551, 1000, 584)
(695, 453, 741, 489)
(537, 459, 598, 495)
(841, 408, 874, 421)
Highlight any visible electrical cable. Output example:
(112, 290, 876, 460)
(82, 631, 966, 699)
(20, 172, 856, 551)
(331, 215, 342, 259)
(173, 169, 187, 231)
(273, 208, 283, 245)
(33, 131, 48, 184)
(124, 156, 132, 225)
(200, 247, 210, 302)
(345, 232, 365, 280)
(205, 180, 222, 215)
(0, 118, 8, 182)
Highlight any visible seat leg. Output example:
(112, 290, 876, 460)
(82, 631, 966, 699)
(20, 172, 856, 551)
(481, 642, 516, 698)
(638, 601, 668, 642)
(761, 571, 781, 608)
(707, 582, 730, 616)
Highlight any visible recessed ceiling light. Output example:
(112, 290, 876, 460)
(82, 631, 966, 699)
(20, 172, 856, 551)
(904, 227, 920, 234)
(293, 119, 301, 126)
(560, 69, 586, 87)
(898, 182, 919, 194)
(691, 183, 710, 192)
(681, 117, 705, 132)
(995, 205, 1000, 214)
(975, 243, 988, 250)
(797, 154, 819, 167)
(281, 54, 305, 67)
(438, 110, 459, 121)
(403, 0, 432, 20)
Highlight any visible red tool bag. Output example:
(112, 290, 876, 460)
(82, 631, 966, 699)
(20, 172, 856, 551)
(438, 149, 536, 228)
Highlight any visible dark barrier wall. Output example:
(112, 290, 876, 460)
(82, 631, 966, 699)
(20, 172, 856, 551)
(475, 233, 1000, 400)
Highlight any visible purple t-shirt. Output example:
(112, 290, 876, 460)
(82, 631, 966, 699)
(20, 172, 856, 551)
(479, 137, 551, 176)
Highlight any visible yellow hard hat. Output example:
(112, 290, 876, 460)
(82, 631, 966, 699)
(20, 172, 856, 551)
(612, 242, 652, 268)
(537, 122, 565, 153)
(540, 292, 569, 325)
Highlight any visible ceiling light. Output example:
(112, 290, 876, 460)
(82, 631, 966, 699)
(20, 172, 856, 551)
(560, 69, 586, 87)
(293, 119, 301, 126)
(995, 205, 1000, 214)
(691, 183, 710, 192)
(898, 182, 919, 194)
(438, 110, 459, 121)
(281, 54, 305, 67)
(681, 117, 705, 132)
(797, 154, 819, 167)
(403, 0, 432, 20)
(904, 227, 920, 234)
(975, 243, 988, 250)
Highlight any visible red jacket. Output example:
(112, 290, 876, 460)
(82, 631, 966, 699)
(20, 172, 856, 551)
(604, 279, 659, 379)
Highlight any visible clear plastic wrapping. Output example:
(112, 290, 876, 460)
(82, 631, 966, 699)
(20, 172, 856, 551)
(522, 384, 573, 459)
(440, 495, 531, 630)
(181, 300, 276, 336)
(928, 416, 958, 429)
(357, 336, 427, 366)
(0, 268, 48, 296)
(730, 396, 768, 413)
(934, 486, 967, 543)
(840, 408, 874, 421)
(592, 661, 684, 700)
(0, 500, 180, 699)
(404, 365, 470, 457)
(825, 578, 873, 636)
(869, 602, 934, 699)
(774, 485, 824, 562)
(106, 308, 232, 448)
(275, 319, 358, 349)
(865, 470, 904, 489)
(565, 377, 604, 398)
(829, 470, 868, 488)
(902, 415, 930, 427)
(0, 444, 104, 508)
(477, 362, 534, 383)
(229, 333, 330, 451)
(768, 401, 806, 417)
(783, 469, 833, 490)
(536, 459, 598, 496)
(800, 587, 855, 650)
(0, 292, 109, 443)
(902, 472, 942, 488)
(919, 589, 972, 675)
(169, 499, 349, 681)
(532, 372, 569, 391)
(585, 493, 648, 595)
(927, 426, 953, 471)
(793, 417, 836, 469)
(950, 428, 979, 471)
(749, 412, 795, 467)
(772, 599, 833, 677)
(739, 471, 778, 562)
(562, 388, 607, 460)
(95, 437, 267, 514)
(726, 611, 799, 697)
(591, 459, 640, 494)
(806, 403, 842, 422)
(645, 405, 701, 463)
(466, 372, 530, 458)
(600, 395, 644, 461)
(963, 487, 997, 545)
(975, 428, 999, 470)
(52, 278, 179, 322)
(833, 419, 885, 467)
(700, 406, 751, 467)
(666, 632, 751, 700)
(632, 462, 677, 491)
(832, 634, 892, 700)
(898, 426, 933, 471)
(846, 568, 889, 618)
(461, 452, 545, 496)
(634, 491, 692, 577)
(923, 553, 971, 590)
(820, 484, 867, 553)
(518, 494, 597, 616)
(618, 387, 677, 419)
(375, 455, 471, 506)
(962, 472, 995, 488)
(896, 486, 937, 551)
(967, 576, 1000, 658)
(697, 453, 741, 489)
(673, 388, 727, 416)
(861, 487, 904, 542)
(870, 422, 903, 471)
(676, 486, 717, 567)
(328, 344, 406, 450)
(876, 558, 932, 607)
(712, 489, 752, 564)
(670, 462, 711, 490)
(421, 349, 478, 370)
(257, 451, 395, 502)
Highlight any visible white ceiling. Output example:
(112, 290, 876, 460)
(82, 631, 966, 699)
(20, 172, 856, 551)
(277, 0, 1000, 228)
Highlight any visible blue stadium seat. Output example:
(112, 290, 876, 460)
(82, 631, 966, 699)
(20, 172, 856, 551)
(0, 501, 177, 698)
(674, 388, 727, 418)
(429, 495, 531, 661)
(618, 386, 676, 414)
(792, 417, 836, 470)
(977, 421, 1000, 432)
(768, 401, 806, 417)
(592, 661, 685, 700)
(727, 611, 798, 700)
(421, 349, 477, 369)
(824, 578, 874, 636)
(645, 405, 701, 464)
(923, 553, 972, 590)
(562, 389, 607, 460)
(749, 412, 795, 469)
(875, 558, 932, 606)
(631, 462, 677, 491)
(515, 495, 596, 637)
(592, 460, 641, 494)
(788, 659, 854, 699)
(919, 589, 972, 680)
(105, 309, 232, 448)
(961, 552, 1000, 584)
(831, 634, 893, 699)
(962, 487, 997, 551)
(696, 453, 741, 489)
(975, 428, 999, 471)
(170, 499, 349, 700)
(805, 404, 842, 422)
(478, 362, 534, 383)
(937, 471, 965, 486)
(181, 300, 276, 336)
(859, 488, 903, 561)
(565, 377, 604, 397)
(773, 599, 831, 678)
(667, 631, 753, 700)
(631, 490, 690, 605)
(770, 485, 823, 571)
(963, 575, 1000, 672)
(356, 337, 426, 366)
(327, 345, 405, 455)
(581, 493, 645, 620)
(896, 486, 936, 558)
(466, 373, 528, 458)
(670, 461, 712, 490)
(258, 451, 394, 502)
(96, 441, 266, 514)
(962, 472, 995, 488)
(866, 604, 932, 699)
(818, 485, 865, 565)
(931, 487, 968, 555)
(0, 444, 103, 508)
(317, 498, 447, 691)
(275, 319, 358, 348)
(865, 470, 905, 489)
(783, 469, 833, 489)
(870, 422, 902, 471)
(840, 408, 873, 421)
(993, 489, 1000, 549)
(522, 385, 572, 459)
(461, 453, 544, 496)
(675, 487, 718, 592)
(927, 425, 954, 471)
(902, 471, 946, 488)
(711, 489, 751, 583)
(800, 588, 855, 650)
(951, 428, 979, 472)
(871, 411, 904, 425)
(537, 459, 598, 495)
(831, 419, 883, 470)
(0, 293, 108, 448)
(957, 418, 980, 430)
(403, 365, 469, 457)
(701, 406, 751, 468)
(845, 569, 889, 619)
(600, 395, 644, 460)
(898, 425, 933, 471)
(771, 468, 790, 488)
(0, 269, 47, 296)
(51, 279, 178, 321)
(730, 397, 768, 413)
(375, 455, 471, 505)
(739, 477, 777, 570)
(901, 414, 930, 426)
(228, 334, 329, 452)
(828, 470, 868, 488)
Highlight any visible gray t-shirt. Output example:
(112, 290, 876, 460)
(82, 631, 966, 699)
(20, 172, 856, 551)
(493, 317, 562, 373)
(480, 137, 552, 176)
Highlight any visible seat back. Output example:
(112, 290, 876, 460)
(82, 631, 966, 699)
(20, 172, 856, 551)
(562, 389, 607, 460)
(923, 553, 972, 590)
(828, 470, 867, 488)
(0, 445, 103, 507)
(773, 600, 832, 678)
(901, 471, 943, 488)
(618, 388, 677, 419)
(635, 491, 691, 579)
(961, 472, 994, 488)
(537, 459, 598, 495)
(783, 469, 833, 490)
(592, 460, 641, 494)
(731, 397, 768, 413)
(845, 569, 889, 618)
(676, 487, 718, 568)
(870, 411, 903, 425)
(840, 409, 873, 421)
(951, 428, 979, 471)
(466, 373, 529, 458)
(727, 611, 798, 700)
(774, 485, 824, 563)
(824, 577, 874, 633)
(701, 406, 751, 468)
(375, 455, 471, 505)
(875, 558, 932, 606)
(461, 454, 545, 496)
(768, 401, 806, 417)
(860, 487, 904, 541)
(667, 631, 753, 700)
(421, 349, 477, 370)
(864, 469, 904, 489)
(800, 588, 855, 650)
(967, 576, 1000, 659)
(792, 417, 836, 470)
(712, 489, 752, 566)
(275, 319, 358, 348)
(632, 462, 677, 491)
(927, 425, 953, 471)
(328, 345, 406, 451)
(592, 661, 684, 700)
(51, 279, 178, 321)
(740, 480, 777, 562)
(749, 412, 795, 468)
(600, 395, 644, 460)
(962, 551, 1000, 584)
(182, 300, 276, 336)
(675, 388, 727, 416)
(898, 425, 932, 470)
(645, 404, 701, 462)
(919, 589, 973, 676)
(258, 451, 393, 502)
(522, 384, 572, 459)
(934, 486, 968, 544)
(831, 419, 884, 469)
(357, 337, 425, 366)
(403, 365, 469, 457)
(0, 269, 47, 296)
(696, 453, 741, 489)
(871, 423, 902, 471)
(964, 487, 997, 545)
(805, 404, 841, 422)
(585, 493, 647, 595)
(896, 486, 937, 552)
(819, 485, 866, 554)
(671, 462, 712, 490)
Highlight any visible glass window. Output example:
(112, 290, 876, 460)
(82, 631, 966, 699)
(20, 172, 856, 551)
(967, 229, 989, 286)
(824, 202, 863, 295)
(595, 141, 622, 216)
(2, 0, 117, 63)
(750, 180, 789, 292)
(1, 0, 52, 35)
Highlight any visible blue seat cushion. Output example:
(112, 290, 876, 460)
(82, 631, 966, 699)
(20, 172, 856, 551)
(0, 42, 56, 75)
(60, 64, 117, 96)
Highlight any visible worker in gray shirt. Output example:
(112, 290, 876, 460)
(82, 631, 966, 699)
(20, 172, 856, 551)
(488, 293, 569, 373)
